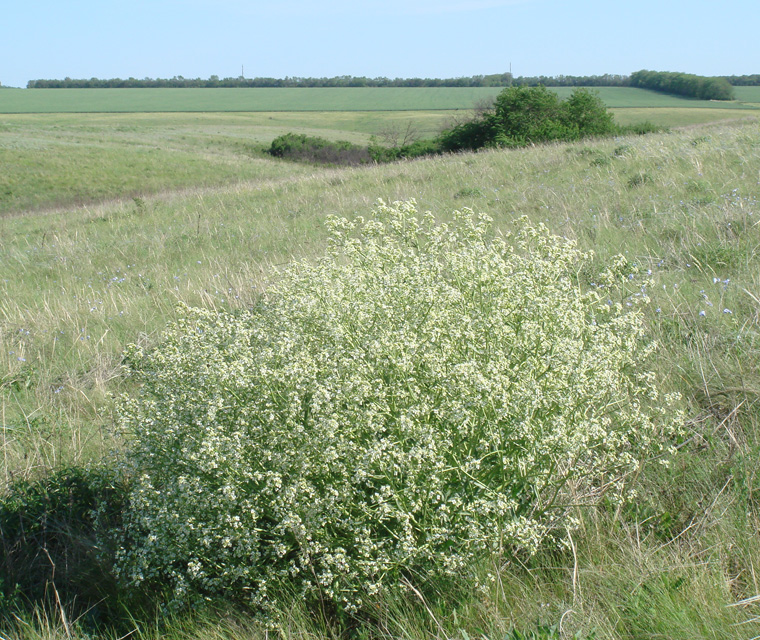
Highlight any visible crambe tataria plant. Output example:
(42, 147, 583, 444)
(116, 200, 682, 614)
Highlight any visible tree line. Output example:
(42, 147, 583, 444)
(720, 74, 760, 86)
(629, 70, 735, 100)
(26, 73, 630, 89)
(25, 71, 756, 92)
(27, 74, 513, 89)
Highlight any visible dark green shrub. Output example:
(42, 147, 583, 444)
(493, 85, 569, 146)
(437, 116, 502, 152)
(0, 465, 128, 620)
(439, 86, 620, 151)
(268, 133, 371, 166)
(369, 138, 442, 162)
(559, 88, 616, 138)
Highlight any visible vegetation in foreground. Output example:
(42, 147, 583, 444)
(114, 202, 680, 616)
(1, 120, 760, 639)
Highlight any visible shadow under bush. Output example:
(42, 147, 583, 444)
(268, 133, 372, 166)
(0, 464, 128, 624)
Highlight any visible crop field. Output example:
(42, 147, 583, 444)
(0, 87, 506, 113)
(610, 107, 758, 127)
(2, 86, 760, 114)
(734, 86, 760, 103)
(552, 86, 760, 108)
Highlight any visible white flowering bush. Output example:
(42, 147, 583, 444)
(116, 200, 681, 613)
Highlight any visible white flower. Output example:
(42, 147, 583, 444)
(116, 200, 682, 614)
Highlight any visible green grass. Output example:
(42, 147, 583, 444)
(2, 119, 760, 639)
(3, 106, 757, 216)
(0, 112, 463, 215)
(3, 86, 760, 114)
(0, 113, 307, 214)
(611, 107, 758, 127)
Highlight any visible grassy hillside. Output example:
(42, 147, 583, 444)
(0, 111, 464, 215)
(4, 107, 758, 216)
(2, 120, 760, 639)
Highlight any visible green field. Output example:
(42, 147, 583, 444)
(2, 118, 760, 639)
(611, 107, 759, 127)
(553, 86, 760, 108)
(733, 85, 760, 103)
(2, 86, 760, 113)
(0, 87, 504, 113)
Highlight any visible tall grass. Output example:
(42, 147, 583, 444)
(2, 120, 760, 638)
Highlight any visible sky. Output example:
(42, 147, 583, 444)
(1, 0, 757, 88)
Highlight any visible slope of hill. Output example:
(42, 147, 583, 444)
(2, 120, 760, 639)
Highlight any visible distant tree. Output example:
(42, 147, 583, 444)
(698, 77, 734, 100)
(560, 88, 617, 138)
(438, 86, 618, 151)
(630, 70, 735, 100)
(492, 85, 566, 146)
(722, 74, 760, 86)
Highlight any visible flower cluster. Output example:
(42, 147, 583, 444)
(115, 200, 681, 614)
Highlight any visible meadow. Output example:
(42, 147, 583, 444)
(2, 101, 760, 639)
(2, 90, 759, 216)
(0, 111, 471, 214)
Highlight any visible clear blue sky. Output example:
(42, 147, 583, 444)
(1, 0, 757, 88)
